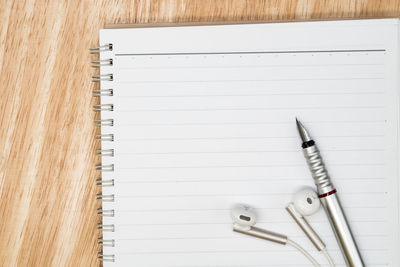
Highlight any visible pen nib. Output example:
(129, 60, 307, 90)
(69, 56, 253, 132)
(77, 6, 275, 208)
(296, 118, 312, 142)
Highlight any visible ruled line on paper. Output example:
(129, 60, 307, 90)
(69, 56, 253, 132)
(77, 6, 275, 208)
(116, 135, 386, 141)
(165, 266, 339, 267)
(166, 266, 321, 267)
(113, 206, 387, 212)
(117, 163, 385, 170)
(116, 248, 388, 255)
(113, 120, 387, 126)
(115, 220, 388, 227)
(116, 91, 385, 97)
(115, 49, 386, 56)
(116, 106, 385, 112)
(116, 177, 386, 183)
(169, 264, 389, 267)
(115, 248, 388, 255)
(117, 234, 389, 241)
(165, 266, 314, 267)
(116, 148, 385, 155)
(167, 266, 352, 267)
(117, 63, 384, 71)
(117, 77, 384, 84)
(116, 120, 386, 126)
(115, 191, 387, 198)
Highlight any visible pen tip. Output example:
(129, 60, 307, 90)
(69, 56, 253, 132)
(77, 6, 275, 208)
(295, 118, 312, 143)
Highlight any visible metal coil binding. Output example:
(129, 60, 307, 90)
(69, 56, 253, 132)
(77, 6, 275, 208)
(95, 164, 114, 172)
(93, 104, 113, 112)
(92, 59, 113, 68)
(93, 89, 113, 97)
(96, 193, 115, 202)
(90, 43, 113, 54)
(95, 134, 114, 141)
(98, 238, 115, 247)
(98, 223, 115, 232)
(92, 43, 115, 263)
(96, 149, 114, 157)
(94, 119, 114, 127)
(97, 208, 115, 217)
(96, 178, 114, 187)
(98, 253, 115, 262)
(92, 74, 113, 82)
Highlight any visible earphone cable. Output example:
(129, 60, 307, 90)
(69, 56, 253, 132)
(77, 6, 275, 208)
(322, 248, 335, 267)
(287, 239, 320, 267)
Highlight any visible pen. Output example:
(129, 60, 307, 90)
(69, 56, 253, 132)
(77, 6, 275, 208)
(296, 119, 365, 267)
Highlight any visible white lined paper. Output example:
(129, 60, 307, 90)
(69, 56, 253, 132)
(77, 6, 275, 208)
(100, 19, 400, 266)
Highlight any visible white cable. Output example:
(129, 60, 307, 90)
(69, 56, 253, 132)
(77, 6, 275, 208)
(322, 248, 335, 267)
(287, 239, 320, 267)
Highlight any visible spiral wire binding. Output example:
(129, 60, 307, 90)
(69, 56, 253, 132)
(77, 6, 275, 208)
(92, 43, 115, 263)
(92, 59, 113, 68)
(96, 193, 115, 202)
(92, 74, 113, 82)
(98, 238, 116, 247)
(97, 208, 115, 217)
(96, 178, 114, 187)
(96, 134, 114, 142)
(98, 254, 115, 263)
(90, 43, 113, 54)
(94, 119, 114, 127)
(93, 104, 114, 112)
(98, 223, 115, 232)
(96, 164, 114, 172)
(93, 89, 113, 97)
(96, 149, 114, 157)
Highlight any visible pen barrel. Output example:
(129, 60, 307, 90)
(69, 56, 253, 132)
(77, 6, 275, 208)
(302, 143, 364, 266)
(321, 193, 365, 267)
(303, 145, 333, 193)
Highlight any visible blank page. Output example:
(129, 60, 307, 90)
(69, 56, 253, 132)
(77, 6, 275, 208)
(99, 19, 400, 266)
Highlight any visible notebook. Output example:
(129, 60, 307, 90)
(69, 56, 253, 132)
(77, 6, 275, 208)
(92, 19, 400, 266)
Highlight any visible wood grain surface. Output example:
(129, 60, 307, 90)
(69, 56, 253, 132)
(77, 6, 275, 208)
(0, 0, 399, 266)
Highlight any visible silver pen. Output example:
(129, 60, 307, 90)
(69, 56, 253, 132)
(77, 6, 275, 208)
(296, 119, 364, 267)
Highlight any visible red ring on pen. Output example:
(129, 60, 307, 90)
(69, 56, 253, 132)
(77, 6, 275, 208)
(318, 189, 337, 198)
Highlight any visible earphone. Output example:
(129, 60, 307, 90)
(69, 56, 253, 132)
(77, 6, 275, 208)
(286, 187, 335, 266)
(231, 204, 320, 266)
(231, 204, 288, 245)
(286, 187, 325, 251)
(231, 187, 335, 267)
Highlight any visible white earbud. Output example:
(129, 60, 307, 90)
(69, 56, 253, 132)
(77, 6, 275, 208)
(231, 204, 287, 244)
(286, 187, 325, 251)
(231, 204, 257, 230)
(231, 204, 321, 266)
(287, 187, 335, 266)
(293, 187, 321, 216)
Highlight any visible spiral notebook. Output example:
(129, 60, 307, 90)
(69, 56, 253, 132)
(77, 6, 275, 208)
(92, 19, 400, 266)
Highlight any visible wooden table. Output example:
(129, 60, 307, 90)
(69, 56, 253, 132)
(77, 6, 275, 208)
(0, 0, 398, 266)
